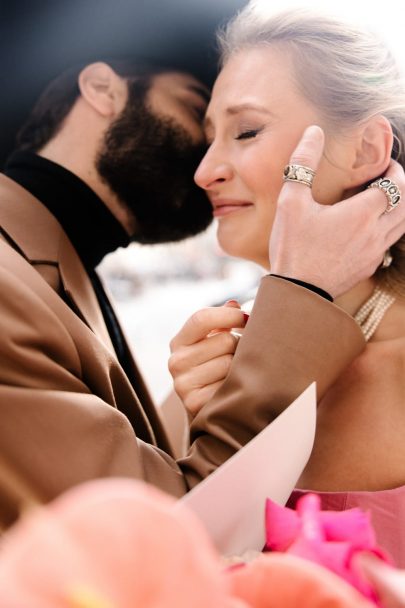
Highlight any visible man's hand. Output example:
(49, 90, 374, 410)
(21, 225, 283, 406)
(270, 125, 405, 298)
(168, 302, 247, 417)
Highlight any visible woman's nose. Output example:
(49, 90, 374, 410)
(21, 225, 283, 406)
(194, 147, 233, 190)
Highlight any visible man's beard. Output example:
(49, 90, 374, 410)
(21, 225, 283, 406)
(96, 79, 213, 244)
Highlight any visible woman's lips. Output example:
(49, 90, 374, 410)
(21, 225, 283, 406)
(211, 200, 253, 217)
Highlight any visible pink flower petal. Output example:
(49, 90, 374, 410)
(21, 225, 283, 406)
(264, 498, 300, 551)
(264, 493, 392, 605)
(320, 510, 376, 546)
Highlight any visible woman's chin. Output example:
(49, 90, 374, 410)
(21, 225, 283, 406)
(216, 218, 271, 267)
(216, 232, 269, 268)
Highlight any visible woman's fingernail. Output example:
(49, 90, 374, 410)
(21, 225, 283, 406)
(224, 299, 241, 309)
(243, 312, 250, 324)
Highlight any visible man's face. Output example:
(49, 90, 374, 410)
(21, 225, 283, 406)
(96, 71, 213, 244)
(146, 72, 209, 145)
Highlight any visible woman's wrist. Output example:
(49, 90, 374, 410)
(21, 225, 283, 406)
(269, 274, 334, 302)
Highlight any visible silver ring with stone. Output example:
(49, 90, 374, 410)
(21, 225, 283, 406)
(283, 164, 316, 188)
(368, 177, 401, 213)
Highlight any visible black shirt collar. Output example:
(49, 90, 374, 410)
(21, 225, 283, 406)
(3, 150, 130, 269)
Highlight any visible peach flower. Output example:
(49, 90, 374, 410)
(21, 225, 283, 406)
(0, 479, 241, 608)
(228, 552, 372, 608)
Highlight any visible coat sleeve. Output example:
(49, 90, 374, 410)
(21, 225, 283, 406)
(180, 276, 365, 485)
(0, 265, 364, 525)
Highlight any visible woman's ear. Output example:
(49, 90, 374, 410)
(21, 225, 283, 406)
(350, 115, 393, 186)
(78, 62, 127, 117)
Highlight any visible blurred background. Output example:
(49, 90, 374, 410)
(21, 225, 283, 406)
(0, 0, 247, 167)
(1, 0, 404, 403)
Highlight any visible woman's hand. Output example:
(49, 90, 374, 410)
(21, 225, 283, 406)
(270, 125, 405, 298)
(168, 301, 248, 417)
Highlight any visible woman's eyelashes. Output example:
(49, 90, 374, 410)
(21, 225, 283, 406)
(203, 124, 265, 145)
(235, 126, 264, 140)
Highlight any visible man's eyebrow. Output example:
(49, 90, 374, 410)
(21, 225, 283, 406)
(203, 103, 273, 129)
(187, 84, 211, 104)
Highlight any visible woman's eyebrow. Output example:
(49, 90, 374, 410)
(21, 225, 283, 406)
(225, 103, 273, 116)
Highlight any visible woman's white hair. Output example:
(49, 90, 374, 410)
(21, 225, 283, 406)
(218, 3, 405, 293)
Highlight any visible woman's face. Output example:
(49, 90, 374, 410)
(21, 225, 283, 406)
(194, 46, 355, 268)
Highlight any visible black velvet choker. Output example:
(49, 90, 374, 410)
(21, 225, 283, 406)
(3, 150, 131, 269)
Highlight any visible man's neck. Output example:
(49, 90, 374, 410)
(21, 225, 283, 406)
(3, 150, 131, 269)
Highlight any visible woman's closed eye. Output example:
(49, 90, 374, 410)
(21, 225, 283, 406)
(235, 127, 264, 141)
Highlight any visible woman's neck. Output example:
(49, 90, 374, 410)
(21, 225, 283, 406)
(334, 277, 377, 317)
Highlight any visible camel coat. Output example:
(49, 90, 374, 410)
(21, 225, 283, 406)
(0, 174, 365, 525)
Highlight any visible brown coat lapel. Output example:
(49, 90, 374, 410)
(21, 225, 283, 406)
(0, 173, 175, 453)
(0, 174, 113, 350)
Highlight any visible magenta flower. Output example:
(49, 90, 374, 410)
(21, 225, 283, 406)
(265, 493, 391, 604)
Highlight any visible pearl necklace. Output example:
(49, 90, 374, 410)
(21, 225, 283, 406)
(353, 286, 395, 341)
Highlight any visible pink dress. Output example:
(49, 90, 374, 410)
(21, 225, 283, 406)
(287, 487, 405, 567)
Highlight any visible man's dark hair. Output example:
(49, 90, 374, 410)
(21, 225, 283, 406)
(16, 61, 168, 152)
